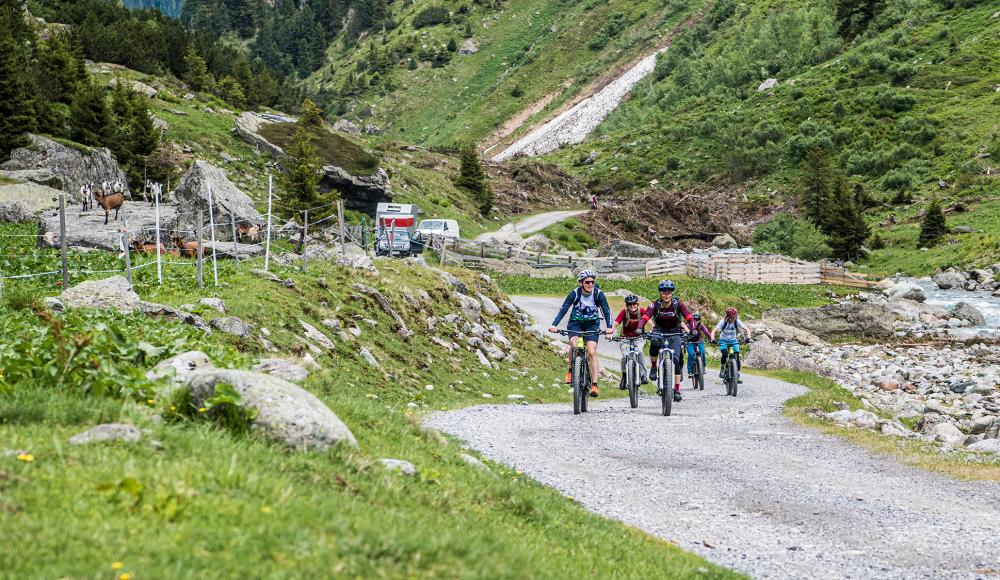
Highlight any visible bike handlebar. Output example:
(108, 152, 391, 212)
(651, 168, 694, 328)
(552, 329, 605, 336)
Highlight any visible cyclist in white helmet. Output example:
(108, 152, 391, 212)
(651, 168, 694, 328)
(549, 269, 612, 397)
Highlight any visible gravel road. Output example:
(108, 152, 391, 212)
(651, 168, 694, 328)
(475, 210, 589, 244)
(427, 302, 1000, 578)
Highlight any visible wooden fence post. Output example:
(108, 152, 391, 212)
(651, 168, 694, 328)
(480, 241, 485, 258)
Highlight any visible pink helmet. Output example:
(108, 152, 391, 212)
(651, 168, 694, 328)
(726, 307, 738, 318)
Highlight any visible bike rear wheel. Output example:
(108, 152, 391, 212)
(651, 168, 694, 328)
(580, 350, 589, 413)
(572, 351, 584, 415)
(627, 358, 639, 409)
(694, 354, 705, 391)
(660, 357, 673, 416)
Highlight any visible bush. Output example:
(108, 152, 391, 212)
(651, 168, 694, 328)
(918, 197, 947, 247)
(752, 215, 832, 260)
(2, 285, 42, 311)
(413, 6, 450, 28)
(881, 168, 913, 192)
(588, 13, 625, 50)
(751, 120, 784, 146)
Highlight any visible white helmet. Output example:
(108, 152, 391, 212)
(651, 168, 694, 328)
(577, 269, 596, 281)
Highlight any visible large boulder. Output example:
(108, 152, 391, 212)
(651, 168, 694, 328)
(950, 301, 987, 326)
(172, 161, 263, 241)
(751, 319, 826, 347)
(597, 239, 660, 258)
(933, 269, 967, 290)
(184, 368, 357, 450)
(39, 199, 180, 251)
(319, 165, 392, 215)
(886, 281, 925, 303)
(59, 275, 142, 313)
(0, 134, 126, 203)
(710, 234, 738, 249)
(235, 112, 285, 158)
(0, 182, 61, 219)
(0, 201, 33, 223)
(763, 302, 896, 340)
(742, 335, 828, 374)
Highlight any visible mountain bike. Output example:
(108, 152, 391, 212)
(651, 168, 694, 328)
(648, 330, 686, 416)
(611, 334, 646, 409)
(554, 329, 603, 415)
(688, 336, 706, 391)
(718, 337, 753, 397)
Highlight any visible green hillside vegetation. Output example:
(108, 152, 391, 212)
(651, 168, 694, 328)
(541, 0, 998, 274)
(306, 0, 703, 147)
(0, 221, 737, 577)
(258, 121, 379, 175)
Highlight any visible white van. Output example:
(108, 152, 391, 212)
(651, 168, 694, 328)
(415, 219, 460, 240)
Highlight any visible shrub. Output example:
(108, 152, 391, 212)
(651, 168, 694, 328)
(588, 13, 625, 50)
(751, 214, 832, 260)
(918, 197, 947, 247)
(510, 85, 524, 97)
(751, 120, 784, 146)
(881, 168, 913, 192)
(888, 62, 915, 84)
(2, 285, 42, 311)
(877, 89, 916, 113)
(413, 6, 449, 28)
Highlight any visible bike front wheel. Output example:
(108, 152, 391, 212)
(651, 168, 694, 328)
(627, 358, 639, 409)
(727, 358, 739, 397)
(572, 351, 585, 415)
(660, 358, 673, 417)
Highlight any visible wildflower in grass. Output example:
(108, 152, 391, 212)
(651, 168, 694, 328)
(169, 405, 176, 411)
(198, 407, 207, 413)
(119, 573, 132, 580)
(147, 399, 155, 405)
(16, 453, 33, 463)
(111, 562, 124, 570)
(261, 506, 272, 514)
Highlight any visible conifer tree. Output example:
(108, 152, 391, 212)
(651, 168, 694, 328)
(298, 98, 324, 131)
(455, 144, 492, 215)
(800, 147, 835, 230)
(918, 197, 948, 248)
(824, 187, 870, 261)
(0, 38, 36, 158)
(69, 79, 111, 147)
(183, 45, 213, 91)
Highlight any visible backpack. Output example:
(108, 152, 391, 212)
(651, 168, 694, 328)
(571, 285, 604, 309)
(652, 297, 681, 321)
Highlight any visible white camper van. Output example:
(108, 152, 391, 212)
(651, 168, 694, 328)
(415, 219, 460, 240)
(375, 203, 421, 257)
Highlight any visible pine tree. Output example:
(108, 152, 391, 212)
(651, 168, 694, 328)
(464, 21, 473, 38)
(918, 197, 948, 248)
(447, 37, 457, 52)
(455, 144, 492, 215)
(69, 79, 111, 147)
(824, 187, 870, 261)
(800, 147, 835, 230)
(298, 98, 324, 131)
(183, 45, 213, 92)
(0, 38, 36, 158)
(217, 76, 246, 108)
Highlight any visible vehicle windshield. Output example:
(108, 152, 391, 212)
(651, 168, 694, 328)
(391, 231, 410, 241)
(420, 221, 445, 230)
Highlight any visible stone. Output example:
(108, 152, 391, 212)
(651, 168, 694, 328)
(887, 281, 925, 303)
(183, 369, 357, 449)
(380, 458, 417, 476)
(826, 409, 879, 429)
(433, 268, 469, 295)
(251, 268, 281, 282)
(459, 38, 479, 55)
(968, 439, 1000, 453)
(69, 423, 141, 445)
(751, 319, 826, 347)
(521, 234, 552, 253)
(710, 234, 738, 249)
(201, 241, 265, 260)
(350, 284, 413, 339)
(969, 269, 994, 284)
(459, 453, 496, 476)
(43, 297, 64, 312)
(198, 297, 226, 313)
(477, 293, 501, 317)
(146, 351, 213, 384)
(172, 161, 264, 241)
(930, 422, 965, 446)
(109, 77, 157, 98)
(932, 269, 966, 290)
(59, 275, 141, 313)
(743, 335, 826, 374)
(300, 320, 335, 349)
(0, 167, 62, 189)
(210, 316, 253, 338)
(454, 293, 483, 322)
(507, 394, 525, 400)
(151, 116, 169, 132)
(332, 118, 361, 135)
(0, 134, 126, 204)
(757, 78, 779, 92)
(597, 239, 660, 258)
(0, 200, 33, 223)
(137, 302, 211, 333)
(476, 349, 491, 367)
(605, 273, 633, 282)
(763, 302, 896, 340)
(531, 267, 574, 279)
(360, 348, 379, 367)
(253, 358, 309, 382)
(321, 164, 393, 216)
(949, 302, 987, 326)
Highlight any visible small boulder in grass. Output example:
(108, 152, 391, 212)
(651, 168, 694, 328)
(380, 458, 417, 476)
(69, 423, 141, 445)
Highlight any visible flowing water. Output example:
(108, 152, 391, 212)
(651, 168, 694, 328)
(907, 277, 1000, 333)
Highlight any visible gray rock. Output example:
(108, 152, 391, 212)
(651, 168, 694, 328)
(459, 38, 479, 55)
(0, 201, 33, 223)
(433, 268, 469, 295)
(887, 281, 925, 303)
(751, 319, 826, 347)
(235, 112, 285, 157)
(360, 348, 379, 367)
(605, 272, 633, 282)
(380, 458, 417, 476)
(38, 199, 179, 252)
(0, 182, 62, 215)
(320, 165, 392, 216)
(710, 234, 738, 249)
(332, 119, 361, 135)
(0, 168, 62, 189)
(185, 368, 358, 449)
(968, 439, 1000, 453)
(932, 269, 966, 290)
(743, 335, 827, 374)
(251, 268, 281, 282)
(531, 267, 574, 279)
(172, 161, 263, 241)
(454, 293, 482, 322)
(300, 320, 335, 350)
(477, 293, 501, 317)
(459, 452, 496, 476)
(68, 423, 141, 445)
(826, 409, 879, 429)
(43, 297, 64, 312)
(201, 241, 265, 259)
(597, 239, 660, 258)
(198, 297, 226, 313)
(0, 134, 126, 203)
(952, 225, 974, 234)
(363, 123, 381, 135)
(763, 302, 896, 340)
(59, 275, 141, 313)
(146, 350, 213, 384)
(137, 301, 211, 333)
(521, 234, 552, 253)
(476, 349, 491, 367)
(949, 302, 986, 326)
(211, 316, 253, 338)
(757, 78, 779, 92)
(930, 422, 965, 446)
(253, 358, 309, 382)
(109, 77, 158, 98)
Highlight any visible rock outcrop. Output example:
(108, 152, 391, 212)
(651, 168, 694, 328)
(763, 302, 896, 340)
(0, 134, 127, 203)
(597, 239, 660, 258)
(171, 161, 263, 240)
(318, 165, 392, 215)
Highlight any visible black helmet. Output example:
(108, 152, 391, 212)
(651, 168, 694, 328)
(658, 279, 676, 292)
(692, 312, 701, 320)
(624, 294, 639, 305)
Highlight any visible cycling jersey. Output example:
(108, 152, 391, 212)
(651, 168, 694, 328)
(614, 307, 645, 337)
(688, 322, 711, 342)
(714, 316, 749, 341)
(552, 285, 612, 327)
(640, 297, 692, 330)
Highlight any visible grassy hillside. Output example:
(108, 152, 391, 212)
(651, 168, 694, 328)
(306, 0, 703, 148)
(0, 224, 740, 577)
(540, 0, 998, 274)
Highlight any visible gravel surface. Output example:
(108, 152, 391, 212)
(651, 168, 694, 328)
(428, 375, 1000, 578)
(475, 210, 589, 244)
(492, 51, 663, 161)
